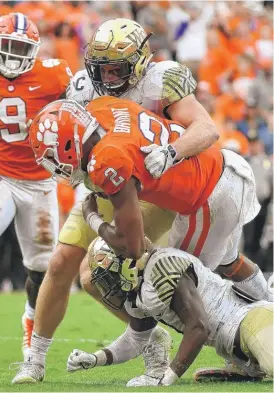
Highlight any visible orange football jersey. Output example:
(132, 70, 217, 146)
(0, 58, 72, 180)
(87, 96, 223, 215)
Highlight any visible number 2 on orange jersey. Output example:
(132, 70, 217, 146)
(105, 167, 125, 187)
(138, 112, 185, 145)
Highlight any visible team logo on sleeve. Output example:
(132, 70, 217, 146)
(37, 118, 58, 145)
(87, 155, 96, 173)
(42, 59, 60, 68)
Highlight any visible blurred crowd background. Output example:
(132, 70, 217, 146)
(0, 0, 273, 291)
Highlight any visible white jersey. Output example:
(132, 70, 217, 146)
(124, 248, 269, 360)
(67, 61, 197, 117)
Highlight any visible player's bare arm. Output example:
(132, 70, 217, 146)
(162, 273, 210, 384)
(140, 62, 219, 179)
(141, 94, 219, 179)
(83, 178, 145, 259)
(216, 254, 256, 282)
(167, 94, 219, 159)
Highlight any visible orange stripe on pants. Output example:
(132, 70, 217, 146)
(180, 212, 196, 251)
(193, 202, 210, 257)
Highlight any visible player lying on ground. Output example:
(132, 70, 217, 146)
(30, 97, 267, 305)
(0, 12, 71, 359)
(67, 237, 273, 386)
(11, 18, 216, 384)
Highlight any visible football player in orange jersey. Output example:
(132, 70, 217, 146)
(14, 97, 269, 384)
(0, 13, 72, 359)
(29, 97, 268, 292)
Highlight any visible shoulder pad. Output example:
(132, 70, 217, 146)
(142, 61, 197, 107)
(146, 248, 192, 306)
(89, 144, 134, 195)
(39, 59, 72, 96)
(66, 69, 95, 106)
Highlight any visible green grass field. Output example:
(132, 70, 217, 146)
(0, 292, 272, 392)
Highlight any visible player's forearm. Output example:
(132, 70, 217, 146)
(171, 119, 219, 159)
(98, 222, 145, 259)
(98, 222, 128, 257)
(170, 324, 209, 378)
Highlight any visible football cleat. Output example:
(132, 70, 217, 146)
(193, 364, 264, 382)
(22, 313, 34, 360)
(127, 325, 172, 387)
(143, 325, 172, 377)
(11, 359, 44, 384)
(126, 374, 160, 387)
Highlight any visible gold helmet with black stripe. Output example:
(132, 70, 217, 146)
(84, 18, 153, 97)
(88, 237, 152, 310)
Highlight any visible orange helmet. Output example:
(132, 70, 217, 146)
(0, 12, 40, 78)
(29, 100, 99, 187)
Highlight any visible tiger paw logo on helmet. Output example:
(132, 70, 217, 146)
(37, 118, 59, 145)
(87, 155, 96, 173)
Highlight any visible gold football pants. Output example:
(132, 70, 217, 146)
(240, 303, 273, 377)
(59, 198, 176, 251)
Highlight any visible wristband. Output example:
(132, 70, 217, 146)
(160, 367, 179, 385)
(167, 144, 178, 161)
(86, 212, 104, 234)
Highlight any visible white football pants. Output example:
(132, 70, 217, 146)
(168, 149, 261, 271)
(0, 176, 59, 272)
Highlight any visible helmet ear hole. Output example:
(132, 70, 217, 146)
(65, 140, 71, 151)
(128, 260, 136, 269)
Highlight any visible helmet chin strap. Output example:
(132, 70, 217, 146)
(74, 123, 82, 167)
(70, 168, 84, 189)
(70, 123, 84, 188)
(82, 118, 99, 144)
(139, 32, 153, 51)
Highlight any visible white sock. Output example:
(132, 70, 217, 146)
(28, 332, 53, 365)
(234, 265, 268, 300)
(24, 301, 35, 320)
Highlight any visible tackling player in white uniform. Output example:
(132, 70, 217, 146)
(67, 238, 273, 386)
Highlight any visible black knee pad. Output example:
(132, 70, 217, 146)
(25, 268, 45, 286)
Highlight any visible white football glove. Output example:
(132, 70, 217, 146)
(67, 349, 97, 372)
(140, 144, 178, 179)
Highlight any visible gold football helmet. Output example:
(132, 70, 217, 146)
(88, 237, 152, 310)
(84, 18, 153, 97)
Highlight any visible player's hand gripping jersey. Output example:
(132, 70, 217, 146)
(0, 58, 71, 180)
(87, 96, 223, 215)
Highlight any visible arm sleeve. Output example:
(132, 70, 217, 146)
(105, 325, 153, 364)
(89, 146, 135, 195)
